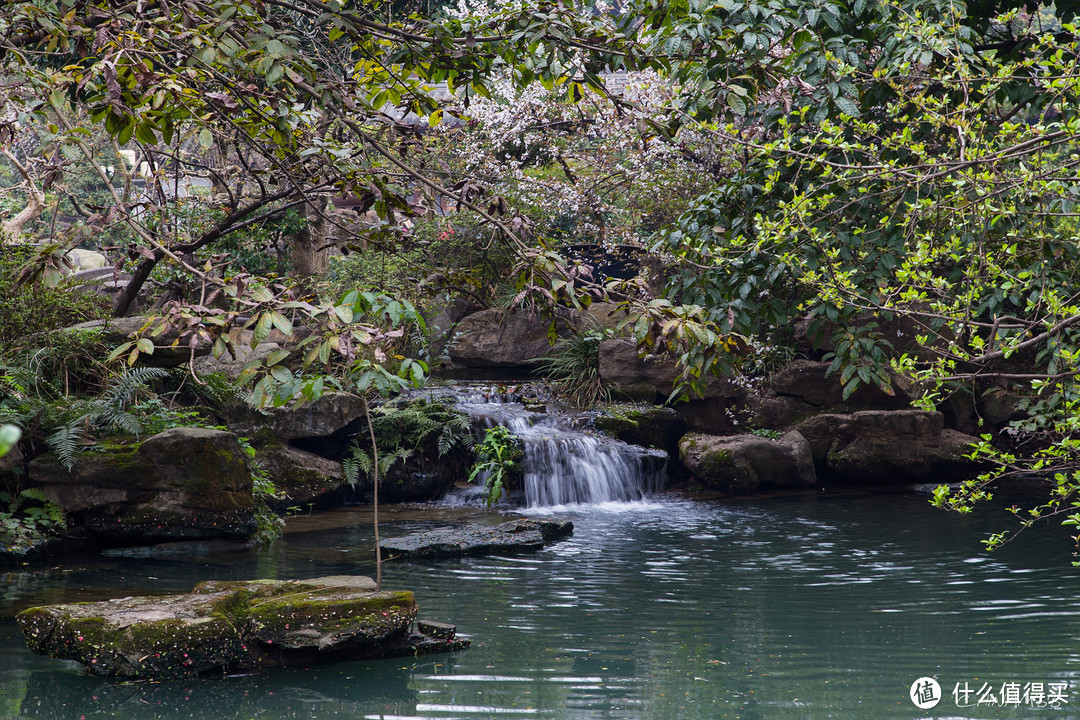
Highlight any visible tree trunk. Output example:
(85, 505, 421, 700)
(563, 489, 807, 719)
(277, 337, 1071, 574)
(291, 199, 329, 281)
(112, 253, 161, 317)
(1, 149, 44, 241)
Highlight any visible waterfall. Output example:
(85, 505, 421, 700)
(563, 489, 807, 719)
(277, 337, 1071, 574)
(423, 385, 666, 508)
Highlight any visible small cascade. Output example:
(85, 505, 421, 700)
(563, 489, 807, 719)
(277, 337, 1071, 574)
(420, 384, 666, 508)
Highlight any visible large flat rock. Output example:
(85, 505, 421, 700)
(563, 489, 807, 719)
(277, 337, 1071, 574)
(381, 519, 574, 560)
(17, 575, 467, 678)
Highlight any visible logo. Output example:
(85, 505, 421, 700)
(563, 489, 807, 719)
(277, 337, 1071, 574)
(911, 677, 942, 709)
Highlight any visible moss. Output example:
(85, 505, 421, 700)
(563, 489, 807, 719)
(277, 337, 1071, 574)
(244, 589, 416, 647)
(595, 404, 686, 455)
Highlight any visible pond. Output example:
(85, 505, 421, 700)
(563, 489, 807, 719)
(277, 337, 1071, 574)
(2, 490, 1080, 719)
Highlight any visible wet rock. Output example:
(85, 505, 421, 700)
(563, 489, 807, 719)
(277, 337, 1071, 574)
(16, 575, 468, 679)
(448, 309, 554, 368)
(28, 427, 256, 542)
(679, 431, 817, 493)
(381, 519, 574, 560)
(593, 405, 687, 462)
(796, 409, 980, 483)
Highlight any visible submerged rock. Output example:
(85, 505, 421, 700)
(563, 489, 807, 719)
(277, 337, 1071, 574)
(381, 519, 574, 560)
(17, 575, 468, 679)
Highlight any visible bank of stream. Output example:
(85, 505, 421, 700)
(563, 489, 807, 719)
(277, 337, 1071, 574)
(2, 490, 1080, 719)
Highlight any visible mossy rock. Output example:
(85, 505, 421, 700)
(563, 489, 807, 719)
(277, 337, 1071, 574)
(16, 575, 462, 679)
(28, 427, 257, 542)
(593, 404, 687, 460)
(679, 431, 816, 493)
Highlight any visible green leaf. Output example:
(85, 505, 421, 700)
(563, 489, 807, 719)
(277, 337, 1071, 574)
(254, 312, 273, 344)
(107, 341, 135, 362)
(136, 338, 155, 355)
(833, 95, 860, 117)
(269, 311, 293, 336)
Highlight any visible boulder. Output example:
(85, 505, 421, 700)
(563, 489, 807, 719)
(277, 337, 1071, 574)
(63, 317, 213, 366)
(64, 248, 108, 271)
(381, 518, 574, 560)
(348, 449, 470, 504)
(17, 575, 468, 679)
(770, 359, 913, 409)
(597, 339, 751, 419)
(223, 392, 366, 441)
(192, 341, 282, 380)
(254, 444, 346, 511)
(796, 409, 980, 483)
(570, 301, 632, 334)
(679, 431, 817, 493)
(0, 442, 22, 477)
(593, 405, 687, 461)
(598, 339, 680, 400)
(29, 427, 257, 542)
(65, 248, 108, 271)
(448, 309, 554, 368)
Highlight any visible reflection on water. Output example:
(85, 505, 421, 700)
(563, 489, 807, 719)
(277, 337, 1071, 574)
(3, 492, 1080, 719)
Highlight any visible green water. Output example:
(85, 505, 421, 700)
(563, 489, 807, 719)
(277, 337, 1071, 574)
(2, 491, 1080, 719)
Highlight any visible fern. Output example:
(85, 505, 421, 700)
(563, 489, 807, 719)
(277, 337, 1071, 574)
(99, 367, 169, 412)
(45, 420, 83, 470)
(343, 443, 413, 487)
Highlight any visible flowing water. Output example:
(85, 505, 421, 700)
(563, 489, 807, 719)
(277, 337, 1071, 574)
(3, 492, 1080, 720)
(418, 385, 666, 507)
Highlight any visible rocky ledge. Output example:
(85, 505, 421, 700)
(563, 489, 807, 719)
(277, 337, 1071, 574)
(381, 518, 574, 560)
(16, 575, 467, 679)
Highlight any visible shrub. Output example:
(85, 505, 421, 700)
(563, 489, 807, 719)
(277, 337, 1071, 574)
(0, 246, 110, 346)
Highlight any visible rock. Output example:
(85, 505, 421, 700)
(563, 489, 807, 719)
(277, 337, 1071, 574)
(679, 431, 817, 493)
(349, 449, 469, 504)
(771, 359, 913, 409)
(254, 444, 346, 511)
(222, 392, 366, 441)
(978, 387, 1024, 426)
(571, 301, 631, 333)
(17, 575, 468, 679)
(65, 248, 108, 271)
(593, 405, 687, 461)
(63, 317, 212, 366)
(0, 442, 22, 476)
(29, 427, 257, 542)
(448, 309, 555, 368)
(598, 339, 680, 399)
(381, 519, 574, 560)
(425, 294, 477, 363)
(598, 338, 751, 409)
(193, 341, 282, 380)
(796, 409, 980, 483)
